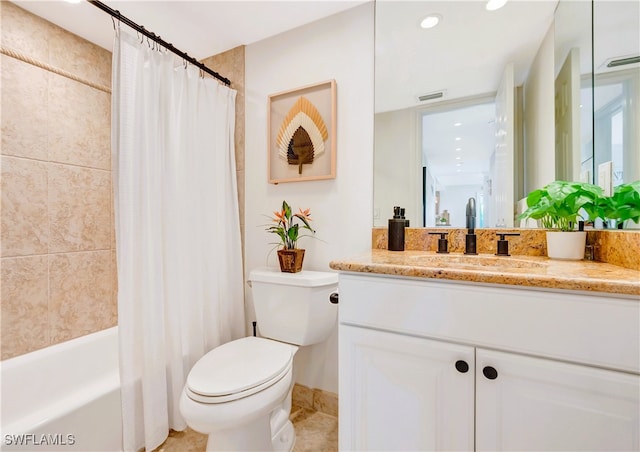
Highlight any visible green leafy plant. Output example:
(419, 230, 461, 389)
(518, 180, 604, 231)
(601, 180, 640, 227)
(265, 200, 315, 250)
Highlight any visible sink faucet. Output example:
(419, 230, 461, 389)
(465, 197, 477, 255)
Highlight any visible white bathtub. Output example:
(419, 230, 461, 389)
(1, 327, 122, 451)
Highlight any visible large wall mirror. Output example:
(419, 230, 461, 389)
(374, 0, 639, 229)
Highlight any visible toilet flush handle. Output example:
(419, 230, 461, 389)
(329, 292, 339, 304)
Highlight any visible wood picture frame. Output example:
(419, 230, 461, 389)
(268, 79, 336, 184)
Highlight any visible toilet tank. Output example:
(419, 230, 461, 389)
(249, 267, 338, 346)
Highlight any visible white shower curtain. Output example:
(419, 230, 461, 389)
(111, 30, 245, 452)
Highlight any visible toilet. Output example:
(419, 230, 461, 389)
(179, 267, 338, 452)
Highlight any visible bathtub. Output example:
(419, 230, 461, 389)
(1, 327, 122, 451)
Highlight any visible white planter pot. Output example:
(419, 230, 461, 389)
(546, 231, 587, 260)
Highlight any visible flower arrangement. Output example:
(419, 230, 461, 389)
(266, 200, 315, 250)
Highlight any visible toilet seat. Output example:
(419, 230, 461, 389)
(185, 336, 295, 404)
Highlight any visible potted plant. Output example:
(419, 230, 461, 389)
(518, 180, 603, 259)
(265, 200, 315, 272)
(602, 181, 640, 229)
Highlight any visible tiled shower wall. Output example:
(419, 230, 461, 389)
(1, 2, 115, 359)
(1, 4, 247, 360)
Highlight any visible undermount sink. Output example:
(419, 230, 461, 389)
(407, 253, 548, 269)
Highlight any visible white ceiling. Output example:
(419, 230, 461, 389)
(11, 0, 369, 60)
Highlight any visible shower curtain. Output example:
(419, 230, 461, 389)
(111, 30, 245, 452)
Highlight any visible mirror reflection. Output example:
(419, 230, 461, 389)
(553, 0, 593, 183)
(374, 0, 557, 228)
(593, 1, 640, 190)
(374, 0, 640, 229)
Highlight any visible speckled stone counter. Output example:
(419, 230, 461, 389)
(372, 228, 640, 270)
(329, 249, 640, 297)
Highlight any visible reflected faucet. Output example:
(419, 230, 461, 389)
(465, 197, 477, 255)
(466, 197, 476, 233)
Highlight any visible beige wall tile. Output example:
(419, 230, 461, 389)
(0, 2, 52, 63)
(1, 256, 50, 359)
(1, 156, 49, 257)
(1, 2, 116, 359)
(48, 25, 112, 89)
(1, 56, 49, 160)
(49, 251, 115, 343)
(48, 163, 111, 253)
(48, 74, 111, 170)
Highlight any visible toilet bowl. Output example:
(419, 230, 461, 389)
(179, 268, 338, 452)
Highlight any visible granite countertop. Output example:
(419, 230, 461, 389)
(329, 249, 640, 297)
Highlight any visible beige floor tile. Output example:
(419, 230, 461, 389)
(153, 429, 207, 452)
(292, 409, 338, 452)
(153, 406, 338, 452)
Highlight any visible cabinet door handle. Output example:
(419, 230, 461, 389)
(482, 366, 498, 380)
(455, 360, 469, 373)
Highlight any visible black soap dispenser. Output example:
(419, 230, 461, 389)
(388, 206, 406, 251)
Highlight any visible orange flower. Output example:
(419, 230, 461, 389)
(273, 209, 285, 222)
(298, 207, 312, 220)
(265, 201, 316, 250)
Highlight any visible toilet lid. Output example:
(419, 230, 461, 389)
(186, 336, 294, 399)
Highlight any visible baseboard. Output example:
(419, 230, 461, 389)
(292, 383, 338, 417)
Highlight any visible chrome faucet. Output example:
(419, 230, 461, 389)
(464, 197, 477, 255)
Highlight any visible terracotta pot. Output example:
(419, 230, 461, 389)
(277, 249, 305, 273)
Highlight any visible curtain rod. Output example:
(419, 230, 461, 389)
(88, 0, 231, 86)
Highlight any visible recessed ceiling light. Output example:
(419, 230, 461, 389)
(456, 163, 463, 167)
(486, 0, 508, 11)
(455, 156, 461, 160)
(420, 14, 442, 29)
(455, 137, 462, 141)
(455, 147, 462, 151)
(454, 122, 462, 127)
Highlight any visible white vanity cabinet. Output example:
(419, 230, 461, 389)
(340, 325, 475, 450)
(338, 273, 640, 451)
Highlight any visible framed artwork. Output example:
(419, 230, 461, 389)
(268, 79, 336, 184)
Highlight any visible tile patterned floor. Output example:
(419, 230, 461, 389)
(154, 405, 337, 452)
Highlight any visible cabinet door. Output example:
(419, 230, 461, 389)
(476, 348, 640, 451)
(339, 325, 474, 451)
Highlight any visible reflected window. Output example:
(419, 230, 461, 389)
(594, 72, 637, 186)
